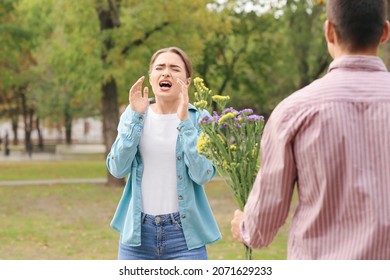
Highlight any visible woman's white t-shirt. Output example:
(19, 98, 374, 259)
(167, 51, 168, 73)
(139, 106, 180, 215)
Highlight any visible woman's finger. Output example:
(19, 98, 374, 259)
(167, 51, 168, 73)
(130, 76, 145, 95)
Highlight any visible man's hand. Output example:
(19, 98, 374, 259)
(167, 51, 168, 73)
(231, 209, 244, 243)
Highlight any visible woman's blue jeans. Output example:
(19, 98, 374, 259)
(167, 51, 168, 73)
(118, 212, 208, 260)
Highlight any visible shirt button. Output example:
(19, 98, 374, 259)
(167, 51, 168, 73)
(178, 195, 183, 200)
(207, 169, 212, 174)
(181, 214, 186, 219)
(177, 156, 182, 160)
(178, 175, 183, 180)
(139, 116, 143, 121)
(111, 156, 114, 160)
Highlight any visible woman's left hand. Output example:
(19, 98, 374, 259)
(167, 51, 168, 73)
(177, 78, 189, 121)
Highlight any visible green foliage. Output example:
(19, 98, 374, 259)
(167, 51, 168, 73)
(1, 0, 332, 144)
(195, 0, 328, 118)
(30, 0, 102, 121)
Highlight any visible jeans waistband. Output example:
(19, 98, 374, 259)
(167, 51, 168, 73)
(141, 212, 181, 225)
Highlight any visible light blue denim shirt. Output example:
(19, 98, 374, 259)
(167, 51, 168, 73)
(107, 103, 222, 250)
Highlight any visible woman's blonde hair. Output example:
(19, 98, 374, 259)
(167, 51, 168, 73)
(149, 47, 193, 78)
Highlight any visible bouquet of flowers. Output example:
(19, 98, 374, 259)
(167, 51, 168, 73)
(193, 77, 265, 259)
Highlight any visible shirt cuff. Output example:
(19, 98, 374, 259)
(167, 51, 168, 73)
(118, 108, 146, 137)
(128, 110, 146, 123)
(240, 220, 251, 246)
(177, 118, 193, 133)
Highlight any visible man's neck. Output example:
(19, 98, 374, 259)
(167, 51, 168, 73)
(332, 46, 379, 59)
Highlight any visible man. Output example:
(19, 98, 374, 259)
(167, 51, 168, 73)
(231, 0, 390, 259)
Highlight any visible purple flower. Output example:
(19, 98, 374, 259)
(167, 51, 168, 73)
(199, 116, 214, 124)
(222, 107, 238, 115)
(238, 108, 254, 116)
(212, 111, 221, 124)
(247, 115, 264, 122)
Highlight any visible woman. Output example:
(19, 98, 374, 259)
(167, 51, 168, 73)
(106, 47, 221, 260)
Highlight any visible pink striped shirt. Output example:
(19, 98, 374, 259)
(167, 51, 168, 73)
(241, 56, 390, 259)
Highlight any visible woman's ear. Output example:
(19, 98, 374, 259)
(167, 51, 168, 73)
(186, 77, 192, 86)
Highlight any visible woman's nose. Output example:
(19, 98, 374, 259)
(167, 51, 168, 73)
(162, 69, 171, 77)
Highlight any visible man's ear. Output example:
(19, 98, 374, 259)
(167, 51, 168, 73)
(324, 20, 336, 44)
(379, 20, 390, 45)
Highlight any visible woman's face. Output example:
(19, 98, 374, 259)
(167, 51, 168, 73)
(149, 52, 190, 100)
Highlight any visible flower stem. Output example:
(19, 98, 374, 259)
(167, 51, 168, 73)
(245, 244, 253, 260)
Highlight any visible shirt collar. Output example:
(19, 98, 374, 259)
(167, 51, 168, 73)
(328, 55, 388, 73)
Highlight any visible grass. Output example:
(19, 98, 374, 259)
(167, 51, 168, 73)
(0, 159, 292, 260)
(0, 183, 120, 259)
(0, 160, 106, 181)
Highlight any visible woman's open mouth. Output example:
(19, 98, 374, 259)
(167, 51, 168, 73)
(159, 80, 172, 88)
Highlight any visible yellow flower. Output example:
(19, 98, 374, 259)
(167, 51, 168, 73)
(212, 95, 230, 110)
(212, 95, 230, 103)
(193, 77, 203, 84)
(197, 132, 210, 154)
(194, 100, 208, 110)
(218, 112, 236, 125)
(222, 160, 229, 170)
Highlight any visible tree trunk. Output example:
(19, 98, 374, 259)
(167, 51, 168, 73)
(97, 3, 125, 187)
(20, 88, 34, 153)
(26, 108, 34, 152)
(11, 113, 19, 145)
(64, 105, 72, 145)
(36, 116, 44, 151)
(102, 78, 125, 187)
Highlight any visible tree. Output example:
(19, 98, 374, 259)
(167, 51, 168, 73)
(195, 0, 328, 118)
(196, 2, 283, 116)
(0, 0, 47, 149)
(30, 0, 102, 145)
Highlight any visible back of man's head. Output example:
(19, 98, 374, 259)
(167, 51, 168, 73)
(327, 0, 388, 52)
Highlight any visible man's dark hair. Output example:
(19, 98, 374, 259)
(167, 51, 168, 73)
(327, 0, 388, 52)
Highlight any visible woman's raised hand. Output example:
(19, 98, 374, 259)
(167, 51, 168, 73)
(177, 78, 189, 121)
(129, 76, 149, 114)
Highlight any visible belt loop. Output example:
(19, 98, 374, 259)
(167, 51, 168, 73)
(169, 213, 174, 224)
(141, 213, 147, 224)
